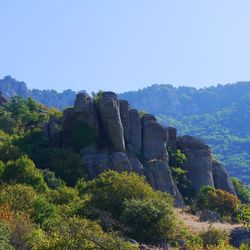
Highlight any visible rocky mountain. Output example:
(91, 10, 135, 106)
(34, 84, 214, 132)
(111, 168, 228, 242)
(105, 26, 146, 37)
(43, 91, 236, 206)
(1, 75, 249, 184)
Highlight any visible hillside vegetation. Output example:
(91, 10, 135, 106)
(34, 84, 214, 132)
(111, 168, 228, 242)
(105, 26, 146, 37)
(1, 94, 250, 248)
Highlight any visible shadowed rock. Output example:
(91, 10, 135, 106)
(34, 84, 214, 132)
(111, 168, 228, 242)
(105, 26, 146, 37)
(129, 109, 142, 155)
(167, 127, 177, 150)
(98, 92, 125, 152)
(177, 136, 215, 195)
(212, 160, 237, 195)
(142, 114, 168, 161)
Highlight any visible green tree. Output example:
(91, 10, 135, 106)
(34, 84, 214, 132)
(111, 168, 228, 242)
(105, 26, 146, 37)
(121, 196, 178, 244)
(82, 170, 158, 218)
(2, 156, 48, 192)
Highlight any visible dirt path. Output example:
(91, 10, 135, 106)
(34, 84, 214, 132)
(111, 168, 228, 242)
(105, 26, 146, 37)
(175, 209, 242, 233)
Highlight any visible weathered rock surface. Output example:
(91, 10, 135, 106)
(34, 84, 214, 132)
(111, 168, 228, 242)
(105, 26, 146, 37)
(212, 160, 237, 195)
(142, 114, 168, 161)
(99, 92, 125, 152)
(230, 228, 250, 248)
(44, 91, 235, 207)
(119, 100, 131, 144)
(199, 209, 221, 223)
(144, 160, 184, 207)
(177, 136, 214, 195)
(111, 152, 132, 172)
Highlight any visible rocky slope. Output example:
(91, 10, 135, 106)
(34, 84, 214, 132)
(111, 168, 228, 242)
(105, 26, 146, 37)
(43, 91, 236, 206)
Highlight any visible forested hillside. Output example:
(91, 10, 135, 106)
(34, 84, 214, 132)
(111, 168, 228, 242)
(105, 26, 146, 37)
(120, 85, 250, 184)
(1, 75, 250, 183)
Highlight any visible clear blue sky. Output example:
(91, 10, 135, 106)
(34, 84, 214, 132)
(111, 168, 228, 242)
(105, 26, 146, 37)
(1, 0, 250, 93)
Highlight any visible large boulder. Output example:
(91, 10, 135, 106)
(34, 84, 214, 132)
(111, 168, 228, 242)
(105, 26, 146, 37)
(177, 136, 214, 195)
(212, 160, 237, 195)
(98, 92, 125, 152)
(81, 153, 110, 179)
(144, 160, 184, 207)
(199, 209, 221, 223)
(111, 152, 132, 172)
(142, 114, 168, 161)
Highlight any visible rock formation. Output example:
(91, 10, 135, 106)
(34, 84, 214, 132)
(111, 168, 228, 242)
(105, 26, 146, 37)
(212, 160, 237, 195)
(177, 136, 215, 195)
(177, 135, 236, 196)
(45, 91, 236, 206)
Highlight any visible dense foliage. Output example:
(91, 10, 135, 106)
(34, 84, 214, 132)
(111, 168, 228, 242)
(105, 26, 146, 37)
(168, 149, 195, 203)
(197, 186, 239, 218)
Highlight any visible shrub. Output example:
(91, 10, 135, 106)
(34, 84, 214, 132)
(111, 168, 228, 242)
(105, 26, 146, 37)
(42, 169, 64, 190)
(121, 197, 178, 244)
(0, 131, 22, 162)
(0, 223, 14, 250)
(44, 148, 86, 186)
(0, 184, 37, 213)
(232, 177, 250, 204)
(199, 227, 229, 248)
(0, 204, 14, 225)
(82, 170, 158, 218)
(197, 186, 239, 217)
(46, 186, 79, 205)
(2, 156, 48, 192)
(10, 213, 33, 250)
(32, 197, 60, 226)
(26, 217, 139, 250)
(169, 149, 195, 203)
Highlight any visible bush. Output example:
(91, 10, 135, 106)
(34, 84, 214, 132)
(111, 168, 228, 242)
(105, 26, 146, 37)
(169, 149, 195, 203)
(197, 186, 239, 217)
(0, 223, 14, 250)
(0, 204, 14, 225)
(46, 186, 79, 205)
(82, 170, 158, 218)
(232, 177, 250, 204)
(121, 196, 178, 244)
(42, 169, 64, 190)
(32, 197, 60, 226)
(26, 217, 139, 250)
(0, 184, 37, 213)
(2, 156, 48, 192)
(10, 213, 33, 250)
(199, 227, 229, 248)
(0, 131, 22, 162)
(44, 148, 86, 186)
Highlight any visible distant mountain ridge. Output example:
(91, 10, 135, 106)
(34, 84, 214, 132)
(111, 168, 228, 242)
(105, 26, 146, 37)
(119, 82, 250, 117)
(0, 75, 250, 183)
(0, 75, 76, 109)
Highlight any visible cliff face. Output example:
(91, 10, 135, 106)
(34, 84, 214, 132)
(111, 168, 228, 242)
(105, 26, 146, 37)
(44, 91, 236, 206)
